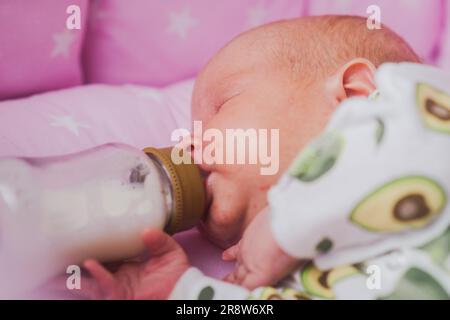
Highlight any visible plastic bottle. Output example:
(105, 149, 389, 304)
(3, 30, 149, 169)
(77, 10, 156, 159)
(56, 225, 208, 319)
(0, 143, 205, 297)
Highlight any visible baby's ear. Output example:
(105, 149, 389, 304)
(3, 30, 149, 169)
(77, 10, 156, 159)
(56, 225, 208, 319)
(328, 58, 376, 103)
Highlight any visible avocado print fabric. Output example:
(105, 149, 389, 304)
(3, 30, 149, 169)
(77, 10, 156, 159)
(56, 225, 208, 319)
(416, 83, 450, 134)
(350, 176, 446, 233)
(169, 63, 450, 300)
(289, 131, 344, 182)
(269, 63, 450, 269)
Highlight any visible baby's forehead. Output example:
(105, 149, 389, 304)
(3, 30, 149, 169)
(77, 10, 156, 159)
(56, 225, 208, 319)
(199, 29, 288, 88)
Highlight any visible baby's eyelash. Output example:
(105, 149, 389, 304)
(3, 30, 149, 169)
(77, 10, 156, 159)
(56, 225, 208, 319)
(216, 90, 243, 111)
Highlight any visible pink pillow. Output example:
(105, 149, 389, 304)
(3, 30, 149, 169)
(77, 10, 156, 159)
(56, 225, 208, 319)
(0, 80, 194, 158)
(306, 0, 443, 64)
(83, 0, 305, 87)
(0, 0, 87, 101)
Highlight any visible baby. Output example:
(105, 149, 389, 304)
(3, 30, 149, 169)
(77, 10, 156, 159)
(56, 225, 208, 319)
(77, 16, 450, 299)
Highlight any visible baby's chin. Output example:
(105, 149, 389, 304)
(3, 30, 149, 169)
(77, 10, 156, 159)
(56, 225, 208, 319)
(196, 221, 240, 249)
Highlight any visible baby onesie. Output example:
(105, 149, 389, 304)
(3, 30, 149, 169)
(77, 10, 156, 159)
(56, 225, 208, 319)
(170, 63, 450, 300)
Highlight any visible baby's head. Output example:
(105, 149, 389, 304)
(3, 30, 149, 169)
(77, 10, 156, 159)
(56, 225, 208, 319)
(191, 16, 420, 247)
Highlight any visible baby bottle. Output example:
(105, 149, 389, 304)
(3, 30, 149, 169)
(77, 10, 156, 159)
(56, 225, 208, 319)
(0, 143, 205, 297)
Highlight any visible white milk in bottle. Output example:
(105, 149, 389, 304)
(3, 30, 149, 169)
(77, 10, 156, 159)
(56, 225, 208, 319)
(0, 143, 205, 297)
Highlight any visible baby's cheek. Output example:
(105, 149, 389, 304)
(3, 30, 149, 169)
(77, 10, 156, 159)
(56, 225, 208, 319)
(241, 196, 269, 232)
(210, 202, 243, 228)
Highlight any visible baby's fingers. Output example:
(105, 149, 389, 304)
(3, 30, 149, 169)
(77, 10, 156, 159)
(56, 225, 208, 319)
(224, 264, 248, 284)
(222, 242, 240, 261)
(240, 272, 274, 291)
(224, 272, 236, 283)
(225, 265, 273, 290)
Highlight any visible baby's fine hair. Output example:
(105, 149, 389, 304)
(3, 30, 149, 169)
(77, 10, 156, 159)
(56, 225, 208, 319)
(267, 15, 421, 82)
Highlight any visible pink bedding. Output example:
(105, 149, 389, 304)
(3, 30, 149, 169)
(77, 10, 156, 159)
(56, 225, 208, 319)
(1, 0, 450, 289)
(83, 0, 306, 87)
(0, 0, 88, 100)
(0, 81, 192, 157)
(2, 1, 449, 101)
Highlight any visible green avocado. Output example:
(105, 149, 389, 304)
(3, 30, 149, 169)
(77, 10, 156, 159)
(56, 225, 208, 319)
(350, 176, 447, 233)
(417, 83, 450, 134)
(290, 131, 344, 182)
(259, 287, 283, 300)
(301, 263, 359, 299)
(281, 288, 311, 300)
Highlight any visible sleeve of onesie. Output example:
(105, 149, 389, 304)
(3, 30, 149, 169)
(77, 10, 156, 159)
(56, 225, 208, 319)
(169, 268, 250, 300)
(269, 63, 450, 270)
(168, 267, 311, 300)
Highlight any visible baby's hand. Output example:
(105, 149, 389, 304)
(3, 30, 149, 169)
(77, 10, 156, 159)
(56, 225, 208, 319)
(81, 229, 190, 299)
(223, 208, 300, 290)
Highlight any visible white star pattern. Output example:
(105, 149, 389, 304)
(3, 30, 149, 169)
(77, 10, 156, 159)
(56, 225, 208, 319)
(167, 7, 198, 39)
(51, 29, 76, 58)
(246, 3, 268, 28)
(50, 115, 89, 136)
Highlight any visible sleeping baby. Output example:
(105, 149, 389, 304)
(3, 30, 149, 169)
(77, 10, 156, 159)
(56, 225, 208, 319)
(77, 16, 450, 299)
